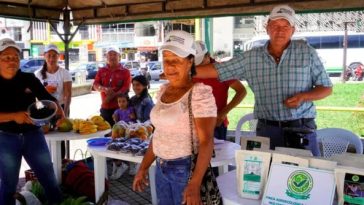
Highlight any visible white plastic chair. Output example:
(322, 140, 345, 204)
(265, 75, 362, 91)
(316, 128, 363, 158)
(234, 113, 258, 144)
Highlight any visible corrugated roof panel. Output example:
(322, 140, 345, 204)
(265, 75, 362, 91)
(0, 0, 362, 24)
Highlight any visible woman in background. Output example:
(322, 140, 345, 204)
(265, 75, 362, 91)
(35, 44, 72, 159)
(128, 75, 154, 175)
(35, 44, 72, 117)
(129, 75, 154, 123)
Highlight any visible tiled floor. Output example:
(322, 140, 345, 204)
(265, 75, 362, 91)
(108, 169, 152, 205)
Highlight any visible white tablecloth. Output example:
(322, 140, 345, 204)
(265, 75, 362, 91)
(45, 130, 110, 183)
(88, 140, 240, 205)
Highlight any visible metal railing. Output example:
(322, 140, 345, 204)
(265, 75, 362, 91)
(235, 104, 364, 112)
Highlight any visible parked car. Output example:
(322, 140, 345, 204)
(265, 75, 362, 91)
(69, 62, 105, 80)
(120, 61, 144, 79)
(120, 61, 140, 70)
(69, 64, 86, 81)
(85, 62, 105, 79)
(20, 58, 45, 73)
(147, 61, 163, 81)
(129, 68, 143, 78)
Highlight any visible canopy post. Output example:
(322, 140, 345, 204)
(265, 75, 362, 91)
(204, 18, 213, 54)
(48, 16, 84, 70)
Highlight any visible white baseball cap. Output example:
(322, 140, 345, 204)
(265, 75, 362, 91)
(106, 47, 120, 54)
(194, 40, 208, 65)
(44, 44, 59, 54)
(0, 38, 21, 52)
(269, 5, 296, 26)
(160, 30, 196, 58)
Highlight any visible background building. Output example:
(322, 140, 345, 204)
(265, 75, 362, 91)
(1, 10, 361, 64)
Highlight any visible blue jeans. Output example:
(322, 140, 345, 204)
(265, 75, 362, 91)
(256, 119, 321, 156)
(155, 156, 191, 205)
(0, 129, 62, 205)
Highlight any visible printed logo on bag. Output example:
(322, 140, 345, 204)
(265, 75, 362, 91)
(286, 170, 313, 200)
(352, 175, 360, 182)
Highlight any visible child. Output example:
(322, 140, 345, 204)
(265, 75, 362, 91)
(129, 75, 154, 175)
(110, 95, 135, 180)
(130, 75, 154, 123)
(112, 94, 136, 124)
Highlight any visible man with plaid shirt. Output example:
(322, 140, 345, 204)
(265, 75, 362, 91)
(195, 5, 332, 156)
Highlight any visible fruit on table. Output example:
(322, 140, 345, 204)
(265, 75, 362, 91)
(72, 119, 82, 132)
(90, 115, 111, 130)
(129, 126, 148, 139)
(79, 121, 98, 135)
(111, 124, 126, 139)
(57, 118, 73, 132)
(72, 119, 98, 134)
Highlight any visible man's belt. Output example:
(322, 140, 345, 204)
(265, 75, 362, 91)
(258, 118, 314, 128)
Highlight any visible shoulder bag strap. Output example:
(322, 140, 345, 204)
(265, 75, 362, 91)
(187, 88, 195, 155)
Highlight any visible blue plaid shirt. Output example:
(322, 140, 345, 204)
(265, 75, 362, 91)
(216, 40, 333, 121)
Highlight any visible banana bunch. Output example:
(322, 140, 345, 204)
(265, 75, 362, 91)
(72, 119, 98, 135)
(90, 115, 111, 131)
(79, 120, 98, 135)
(72, 119, 83, 132)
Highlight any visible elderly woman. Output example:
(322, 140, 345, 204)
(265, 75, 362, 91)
(0, 38, 64, 205)
(133, 30, 220, 205)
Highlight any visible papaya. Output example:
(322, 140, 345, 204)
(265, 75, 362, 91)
(57, 118, 73, 132)
(111, 124, 125, 138)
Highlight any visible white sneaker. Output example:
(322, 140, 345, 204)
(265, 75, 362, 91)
(129, 163, 140, 175)
(109, 163, 128, 180)
(111, 162, 117, 174)
(108, 161, 118, 179)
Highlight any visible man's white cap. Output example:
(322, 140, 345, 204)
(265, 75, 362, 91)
(44, 44, 59, 54)
(269, 5, 296, 26)
(160, 30, 196, 58)
(194, 40, 208, 65)
(0, 38, 21, 52)
(106, 47, 120, 54)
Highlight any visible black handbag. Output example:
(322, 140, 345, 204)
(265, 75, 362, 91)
(187, 89, 223, 205)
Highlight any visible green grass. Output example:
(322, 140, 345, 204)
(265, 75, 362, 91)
(150, 82, 364, 135)
(226, 82, 364, 136)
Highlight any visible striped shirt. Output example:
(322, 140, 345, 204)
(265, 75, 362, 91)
(216, 40, 333, 121)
